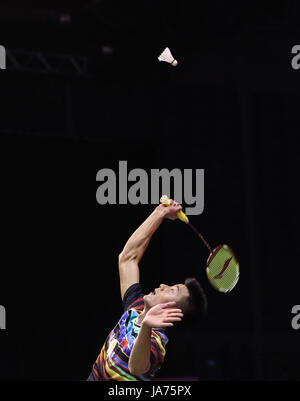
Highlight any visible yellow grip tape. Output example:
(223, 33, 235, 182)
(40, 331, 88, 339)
(160, 195, 189, 224)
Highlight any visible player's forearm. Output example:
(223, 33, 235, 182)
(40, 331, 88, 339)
(119, 206, 165, 263)
(128, 323, 152, 375)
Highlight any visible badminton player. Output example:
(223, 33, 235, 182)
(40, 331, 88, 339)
(87, 200, 207, 381)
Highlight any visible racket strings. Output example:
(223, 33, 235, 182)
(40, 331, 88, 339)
(207, 247, 239, 292)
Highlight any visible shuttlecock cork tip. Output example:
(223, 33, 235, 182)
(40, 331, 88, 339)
(158, 47, 178, 66)
(160, 195, 170, 205)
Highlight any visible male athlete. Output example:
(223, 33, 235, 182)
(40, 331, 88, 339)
(87, 200, 207, 381)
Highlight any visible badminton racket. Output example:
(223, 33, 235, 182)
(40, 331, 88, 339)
(160, 195, 239, 293)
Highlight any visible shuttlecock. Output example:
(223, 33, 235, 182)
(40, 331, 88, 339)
(158, 47, 178, 66)
(160, 195, 170, 205)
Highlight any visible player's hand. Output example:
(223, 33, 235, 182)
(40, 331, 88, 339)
(157, 199, 182, 220)
(142, 302, 183, 329)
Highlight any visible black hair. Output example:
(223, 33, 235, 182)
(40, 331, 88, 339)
(182, 277, 208, 326)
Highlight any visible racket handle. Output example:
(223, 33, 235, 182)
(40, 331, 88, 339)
(160, 195, 189, 224)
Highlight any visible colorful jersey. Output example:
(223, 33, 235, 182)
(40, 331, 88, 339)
(87, 283, 169, 381)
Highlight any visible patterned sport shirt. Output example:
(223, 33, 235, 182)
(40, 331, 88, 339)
(87, 283, 169, 381)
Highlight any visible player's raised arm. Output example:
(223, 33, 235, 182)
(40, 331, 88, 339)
(118, 201, 182, 301)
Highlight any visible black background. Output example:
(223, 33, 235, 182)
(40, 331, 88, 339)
(0, 0, 299, 381)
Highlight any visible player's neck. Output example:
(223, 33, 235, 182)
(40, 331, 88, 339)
(137, 306, 149, 324)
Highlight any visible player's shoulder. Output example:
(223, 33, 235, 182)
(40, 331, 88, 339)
(122, 283, 144, 312)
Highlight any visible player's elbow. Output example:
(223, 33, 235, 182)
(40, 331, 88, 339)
(118, 251, 129, 265)
(118, 251, 138, 265)
(128, 362, 151, 376)
(128, 353, 151, 376)
(128, 365, 139, 376)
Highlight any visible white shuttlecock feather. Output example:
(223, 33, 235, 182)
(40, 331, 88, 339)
(158, 47, 178, 66)
(160, 195, 170, 205)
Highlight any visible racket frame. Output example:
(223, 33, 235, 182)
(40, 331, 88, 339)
(206, 244, 240, 293)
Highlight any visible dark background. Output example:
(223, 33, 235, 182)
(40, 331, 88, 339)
(0, 0, 299, 381)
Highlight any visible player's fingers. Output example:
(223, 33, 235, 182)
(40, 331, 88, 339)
(161, 302, 176, 308)
(165, 316, 182, 322)
(165, 308, 182, 313)
(166, 310, 183, 315)
(167, 312, 184, 318)
(166, 312, 183, 317)
(164, 317, 182, 323)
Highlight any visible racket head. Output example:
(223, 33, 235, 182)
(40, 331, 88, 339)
(206, 244, 239, 292)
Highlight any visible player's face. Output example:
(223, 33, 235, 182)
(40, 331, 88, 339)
(144, 283, 189, 309)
